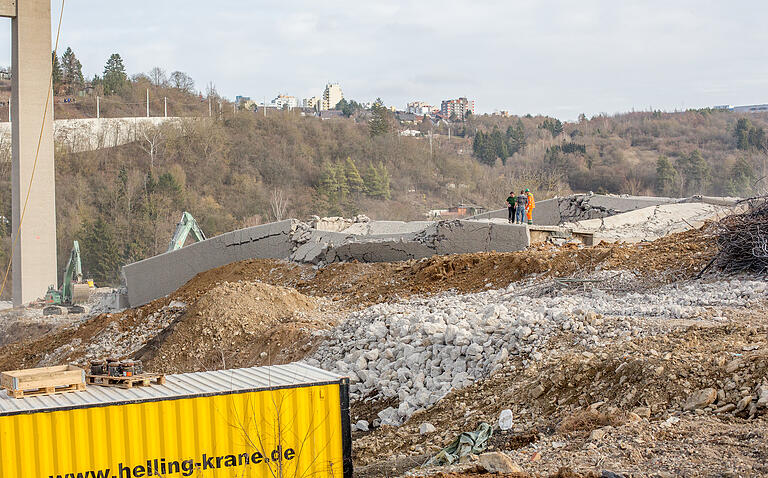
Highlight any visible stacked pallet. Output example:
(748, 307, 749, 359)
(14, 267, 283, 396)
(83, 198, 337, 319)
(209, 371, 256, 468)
(0, 365, 86, 399)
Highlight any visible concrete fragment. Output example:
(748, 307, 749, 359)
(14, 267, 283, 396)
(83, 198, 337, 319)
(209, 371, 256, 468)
(478, 452, 524, 474)
(683, 388, 717, 411)
(419, 422, 436, 435)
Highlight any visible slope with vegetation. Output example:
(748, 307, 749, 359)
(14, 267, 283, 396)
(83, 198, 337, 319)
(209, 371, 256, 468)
(0, 49, 766, 292)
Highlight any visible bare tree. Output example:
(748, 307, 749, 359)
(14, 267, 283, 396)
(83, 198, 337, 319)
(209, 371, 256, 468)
(148, 67, 167, 87)
(169, 71, 195, 93)
(270, 189, 289, 221)
(138, 124, 164, 170)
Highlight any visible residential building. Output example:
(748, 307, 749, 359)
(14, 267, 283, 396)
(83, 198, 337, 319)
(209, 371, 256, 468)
(319, 110, 345, 120)
(303, 96, 321, 110)
(407, 101, 433, 115)
(732, 104, 768, 113)
(440, 97, 475, 120)
(321, 83, 343, 110)
(235, 95, 251, 105)
(271, 94, 298, 109)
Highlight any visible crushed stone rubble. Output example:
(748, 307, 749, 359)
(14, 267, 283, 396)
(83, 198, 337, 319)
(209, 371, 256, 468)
(305, 277, 767, 427)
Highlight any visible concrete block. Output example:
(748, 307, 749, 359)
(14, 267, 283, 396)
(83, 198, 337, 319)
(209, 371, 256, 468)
(435, 221, 529, 254)
(122, 220, 296, 307)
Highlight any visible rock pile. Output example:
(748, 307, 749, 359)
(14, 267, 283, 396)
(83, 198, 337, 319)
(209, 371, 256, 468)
(307, 277, 767, 426)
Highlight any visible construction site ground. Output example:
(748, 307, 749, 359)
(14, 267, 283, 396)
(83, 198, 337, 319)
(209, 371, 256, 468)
(0, 224, 766, 477)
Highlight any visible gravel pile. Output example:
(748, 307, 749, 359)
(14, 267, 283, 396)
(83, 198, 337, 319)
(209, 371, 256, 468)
(306, 277, 766, 426)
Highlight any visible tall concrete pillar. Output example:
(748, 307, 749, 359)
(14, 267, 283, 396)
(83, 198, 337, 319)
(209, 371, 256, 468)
(2, 0, 57, 306)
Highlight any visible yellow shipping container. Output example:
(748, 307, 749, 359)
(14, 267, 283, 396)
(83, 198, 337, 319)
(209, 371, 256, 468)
(0, 364, 352, 478)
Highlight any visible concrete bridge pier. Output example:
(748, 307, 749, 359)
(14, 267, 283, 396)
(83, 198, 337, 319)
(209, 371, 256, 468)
(2, 0, 57, 306)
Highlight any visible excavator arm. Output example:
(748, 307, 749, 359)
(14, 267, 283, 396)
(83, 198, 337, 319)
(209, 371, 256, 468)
(61, 241, 83, 304)
(167, 212, 207, 252)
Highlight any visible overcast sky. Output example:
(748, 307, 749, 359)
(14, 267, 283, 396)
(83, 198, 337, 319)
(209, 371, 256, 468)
(0, 1, 766, 119)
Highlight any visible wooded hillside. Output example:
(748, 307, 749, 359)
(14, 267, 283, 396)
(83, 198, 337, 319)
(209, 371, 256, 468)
(1, 102, 766, 293)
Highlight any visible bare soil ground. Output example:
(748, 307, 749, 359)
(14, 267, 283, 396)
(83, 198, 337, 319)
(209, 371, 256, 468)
(0, 224, 763, 477)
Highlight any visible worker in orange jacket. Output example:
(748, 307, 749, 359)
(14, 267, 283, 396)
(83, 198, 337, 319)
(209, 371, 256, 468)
(525, 189, 535, 224)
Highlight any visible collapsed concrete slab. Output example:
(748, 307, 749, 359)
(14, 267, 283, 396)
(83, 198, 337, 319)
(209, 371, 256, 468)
(122, 220, 297, 307)
(121, 218, 532, 307)
(470, 193, 685, 225)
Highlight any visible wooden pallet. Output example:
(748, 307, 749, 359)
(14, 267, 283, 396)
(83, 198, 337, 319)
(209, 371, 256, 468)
(86, 373, 165, 389)
(1, 365, 86, 399)
(7, 383, 86, 399)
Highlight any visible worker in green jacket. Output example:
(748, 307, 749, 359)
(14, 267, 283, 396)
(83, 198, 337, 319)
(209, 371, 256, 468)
(506, 192, 516, 223)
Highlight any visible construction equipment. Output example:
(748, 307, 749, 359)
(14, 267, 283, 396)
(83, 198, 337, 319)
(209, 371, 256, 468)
(167, 211, 206, 252)
(43, 241, 92, 315)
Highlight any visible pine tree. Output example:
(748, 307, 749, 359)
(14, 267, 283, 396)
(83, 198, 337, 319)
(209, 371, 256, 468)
(369, 98, 390, 137)
(318, 162, 340, 203)
(79, 218, 122, 285)
(490, 128, 508, 165)
(52, 51, 63, 94)
(103, 53, 127, 95)
(61, 47, 84, 95)
(363, 162, 391, 199)
(655, 156, 677, 195)
(334, 161, 349, 202)
(726, 158, 755, 196)
(344, 157, 365, 193)
(676, 150, 710, 194)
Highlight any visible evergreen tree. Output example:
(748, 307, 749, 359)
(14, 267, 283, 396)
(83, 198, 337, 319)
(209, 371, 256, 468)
(79, 218, 122, 285)
(344, 157, 365, 193)
(489, 128, 508, 165)
(318, 162, 340, 203)
(61, 47, 84, 94)
(369, 98, 390, 137)
(676, 150, 710, 194)
(735, 118, 752, 150)
(726, 158, 755, 196)
(655, 156, 677, 195)
(334, 161, 349, 201)
(539, 118, 564, 137)
(52, 51, 63, 94)
(363, 162, 390, 199)
(505, 119, 526, 155)
(103, 53, 127, 95)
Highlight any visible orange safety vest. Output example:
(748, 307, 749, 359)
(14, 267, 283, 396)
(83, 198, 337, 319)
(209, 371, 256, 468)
(526, 193, 535, 220)
(526, 193, 535, 211)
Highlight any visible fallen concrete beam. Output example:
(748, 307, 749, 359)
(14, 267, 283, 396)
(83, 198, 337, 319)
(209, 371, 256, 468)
(122, 220, 296, 307)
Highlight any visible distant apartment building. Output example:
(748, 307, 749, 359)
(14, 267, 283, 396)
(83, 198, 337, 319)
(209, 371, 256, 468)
(321, 83, 343, 110)
(303, 96, 321, 110)
(271, 94, 298, 109)
(235, 95, 251, 105)
(732, 104, 768, 113)
(440, 97, 475, 119)
(407, 101, 433, 115)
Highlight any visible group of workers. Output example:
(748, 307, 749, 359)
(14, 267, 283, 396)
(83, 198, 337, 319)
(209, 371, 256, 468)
(506, 189, 535, 225)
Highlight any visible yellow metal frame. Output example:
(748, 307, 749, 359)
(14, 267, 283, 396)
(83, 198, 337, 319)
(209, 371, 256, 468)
(0, 383, 344, 478)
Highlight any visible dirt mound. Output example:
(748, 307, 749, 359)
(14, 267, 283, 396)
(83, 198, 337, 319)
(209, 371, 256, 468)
(134, 281, 335, 373)
(0, 225, 716, 373)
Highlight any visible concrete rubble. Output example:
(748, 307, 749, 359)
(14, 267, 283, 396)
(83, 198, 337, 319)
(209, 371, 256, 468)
(121, 193, 740, 307)
(304, 275, 766, 425)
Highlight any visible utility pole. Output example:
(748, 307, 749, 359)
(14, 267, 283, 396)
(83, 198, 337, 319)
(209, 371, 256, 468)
(208, 97, 212, 117)
(164, 97, 167, 118)
(429, 130, 433, 157)
(96, 96, 100, 119)
(146, 88, 149, 117)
